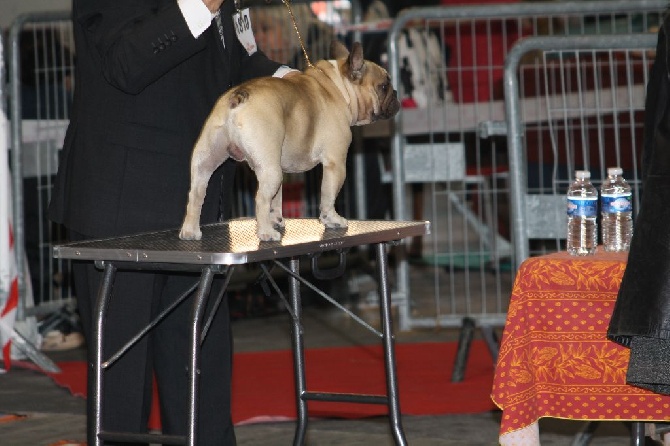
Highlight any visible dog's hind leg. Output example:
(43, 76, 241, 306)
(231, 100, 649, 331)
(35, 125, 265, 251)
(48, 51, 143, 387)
(255, 166, 283, 241)
(180, 125, 229, 240)
(319, 159, 348, 229)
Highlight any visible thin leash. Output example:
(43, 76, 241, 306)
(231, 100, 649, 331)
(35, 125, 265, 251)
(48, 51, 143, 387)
(280, 0, 322, 72)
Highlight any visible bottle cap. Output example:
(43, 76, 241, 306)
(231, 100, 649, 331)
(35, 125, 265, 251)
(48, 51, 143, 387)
(575, 170, 590, 179)
(607, 167, 623, 176)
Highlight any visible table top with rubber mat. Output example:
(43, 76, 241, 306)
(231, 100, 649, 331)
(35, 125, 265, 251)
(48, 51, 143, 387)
(53, 218, 430, 265)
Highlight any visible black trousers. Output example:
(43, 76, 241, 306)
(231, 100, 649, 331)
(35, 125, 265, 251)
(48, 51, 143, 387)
(70, 231, 236, 446)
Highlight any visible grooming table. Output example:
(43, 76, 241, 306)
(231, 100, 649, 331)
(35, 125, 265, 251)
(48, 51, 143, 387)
(53, 218, 430, 446)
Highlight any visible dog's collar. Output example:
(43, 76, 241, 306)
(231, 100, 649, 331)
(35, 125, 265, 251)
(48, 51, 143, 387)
(327, 59, 353, 112)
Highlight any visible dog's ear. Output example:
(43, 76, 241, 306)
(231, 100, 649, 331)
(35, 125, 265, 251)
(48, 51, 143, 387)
(330, 40, 349, 59)
(347, 42, 364, 80)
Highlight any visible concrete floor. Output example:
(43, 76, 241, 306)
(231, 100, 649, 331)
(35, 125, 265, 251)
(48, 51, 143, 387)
(0, 299, 638, 445)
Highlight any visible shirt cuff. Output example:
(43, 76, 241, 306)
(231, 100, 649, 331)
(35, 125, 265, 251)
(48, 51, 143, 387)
(273, 66, 300, 78)
(177, 0, 214, 38)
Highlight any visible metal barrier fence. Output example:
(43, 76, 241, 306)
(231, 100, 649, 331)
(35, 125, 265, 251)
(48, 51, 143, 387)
(504, 33, 657, 271)
(8, 11, 75, 325)
(2, 23, 60, 372)
(382, 0, 665, 332)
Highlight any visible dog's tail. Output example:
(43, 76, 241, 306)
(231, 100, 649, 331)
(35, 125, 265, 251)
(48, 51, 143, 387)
(229, 88, 250, 109)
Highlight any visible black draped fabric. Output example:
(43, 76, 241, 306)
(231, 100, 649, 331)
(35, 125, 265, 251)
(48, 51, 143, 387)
(607, 10, 670, 394)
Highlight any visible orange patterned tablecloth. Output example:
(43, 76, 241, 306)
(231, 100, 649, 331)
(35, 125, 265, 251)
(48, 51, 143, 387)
(491, 249, 670, 439)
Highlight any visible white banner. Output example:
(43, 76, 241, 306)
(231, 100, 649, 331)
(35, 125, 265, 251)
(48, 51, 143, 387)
(0, 35, 17, 368)
(0, 38, 8, 300)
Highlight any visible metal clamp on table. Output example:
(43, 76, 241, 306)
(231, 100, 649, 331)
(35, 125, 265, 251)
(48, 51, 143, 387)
(53, 217, 430, 446)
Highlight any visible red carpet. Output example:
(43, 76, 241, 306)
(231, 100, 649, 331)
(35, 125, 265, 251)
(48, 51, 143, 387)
(46, 341, 496, 425)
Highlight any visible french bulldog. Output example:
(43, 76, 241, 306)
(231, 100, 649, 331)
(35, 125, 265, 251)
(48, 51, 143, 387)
(179, 40, 400, 241)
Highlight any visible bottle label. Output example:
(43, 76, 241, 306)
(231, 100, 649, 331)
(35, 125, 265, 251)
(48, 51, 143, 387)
(567, 197, 597, 217)
(601, 193, 632, 214)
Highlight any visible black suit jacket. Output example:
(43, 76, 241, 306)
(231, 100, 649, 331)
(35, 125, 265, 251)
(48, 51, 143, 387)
(49, 0, 282, 237)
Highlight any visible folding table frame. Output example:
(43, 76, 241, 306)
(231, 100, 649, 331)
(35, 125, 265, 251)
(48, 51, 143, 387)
(53, 218, 430, 446)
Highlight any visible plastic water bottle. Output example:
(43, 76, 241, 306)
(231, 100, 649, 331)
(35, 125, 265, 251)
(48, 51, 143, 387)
(567, 170, 598, 256)
(600, 167, 633, 252)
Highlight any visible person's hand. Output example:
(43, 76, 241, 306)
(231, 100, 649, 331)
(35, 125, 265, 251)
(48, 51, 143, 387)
(203, 0, 224, 13)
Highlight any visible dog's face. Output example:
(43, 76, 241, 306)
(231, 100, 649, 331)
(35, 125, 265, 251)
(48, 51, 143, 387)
(330, 41, 401, 124)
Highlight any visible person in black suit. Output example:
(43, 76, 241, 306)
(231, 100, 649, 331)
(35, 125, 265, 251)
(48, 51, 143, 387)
(48, 0, 296, 444)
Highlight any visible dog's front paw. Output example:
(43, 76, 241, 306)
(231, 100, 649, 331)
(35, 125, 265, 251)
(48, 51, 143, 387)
(179, 224, 202, 241)
(271, 215, 285, 229)
(258, 228, 281, 242)
(320, 213, 348, 229)
(257, 217, 281, 241)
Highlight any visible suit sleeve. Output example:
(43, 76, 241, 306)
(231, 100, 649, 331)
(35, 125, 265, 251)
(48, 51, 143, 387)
(76, 0, 210, 94)
(239, 50, 285, 82)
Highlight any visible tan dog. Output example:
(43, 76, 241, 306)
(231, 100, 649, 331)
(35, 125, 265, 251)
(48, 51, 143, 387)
(179, 41, 400, 241)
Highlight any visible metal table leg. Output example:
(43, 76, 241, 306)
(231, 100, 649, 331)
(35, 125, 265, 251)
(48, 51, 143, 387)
(570, 421, 599, 446)
(289, 257, 308, 446)
(375, 242, 408, 446)
(285, 245, 408, 445)
(630, 422, 645, 446)
(569, 419, 647, 446)
(93, 264, 216, 446)
(187, 266, 216, 446)
(92, 262, 117, 446)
